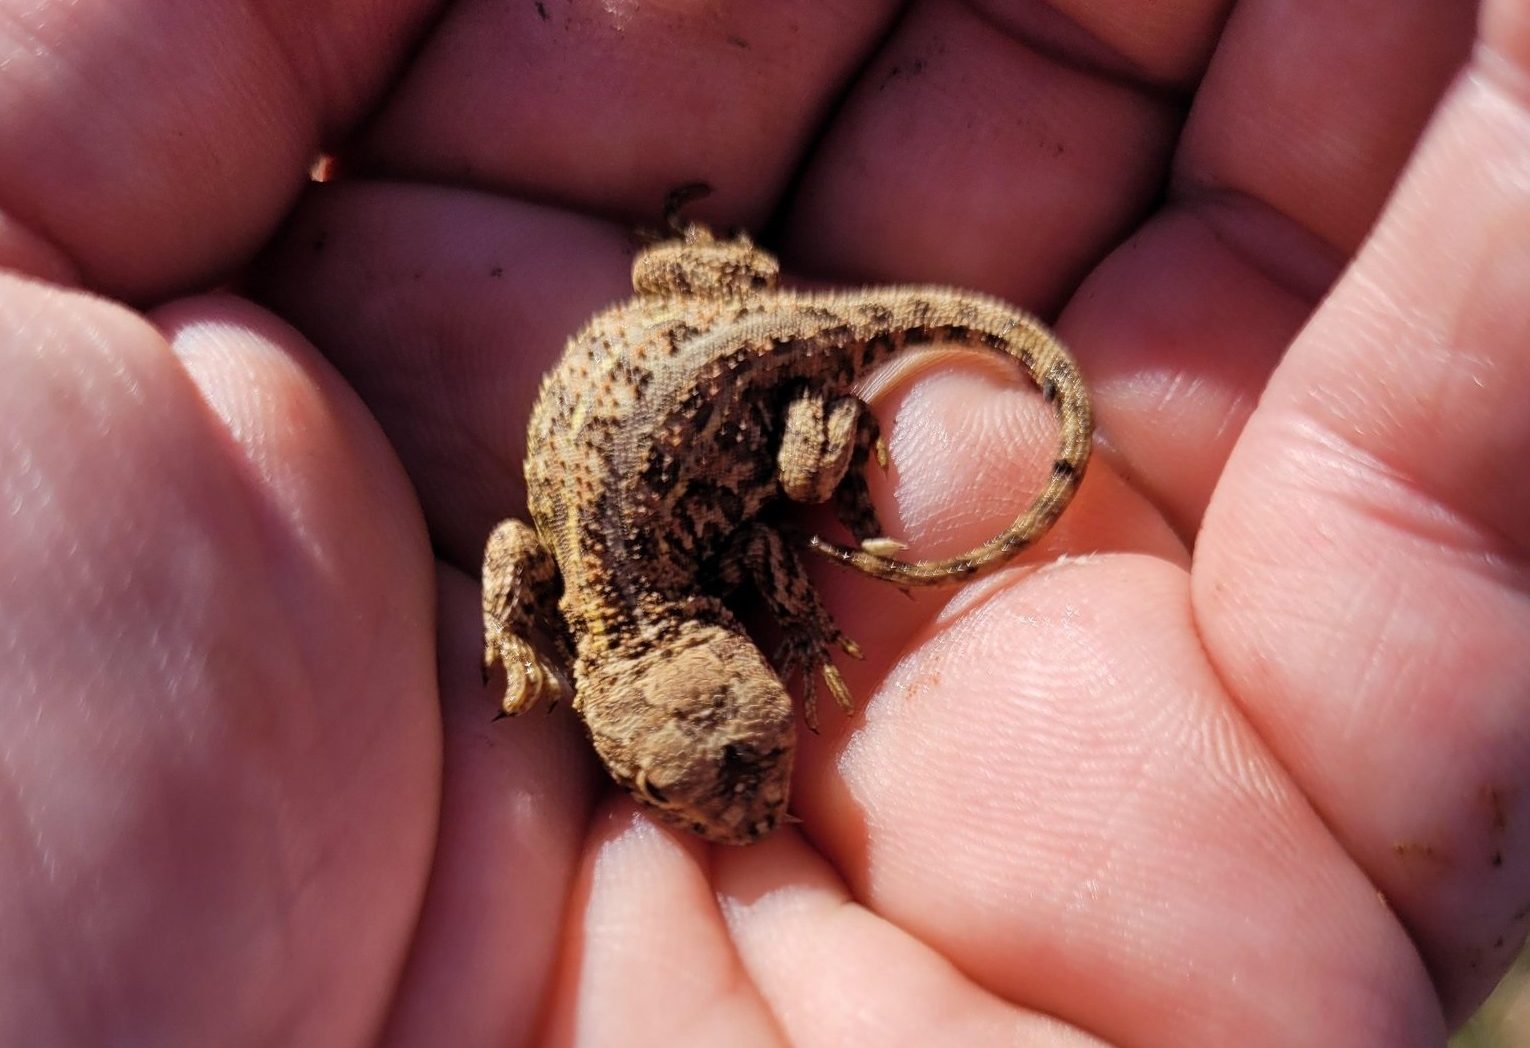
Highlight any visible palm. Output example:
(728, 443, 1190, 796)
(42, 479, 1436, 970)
(2, 2, 1526, 1046)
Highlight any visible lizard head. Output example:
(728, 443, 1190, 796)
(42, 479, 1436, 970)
(632, 224, 780, 300)
(580, 625, 797, 845)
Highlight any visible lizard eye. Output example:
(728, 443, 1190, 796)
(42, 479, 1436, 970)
(633, 768, 669, 805)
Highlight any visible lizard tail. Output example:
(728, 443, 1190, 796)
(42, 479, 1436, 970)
(804, 292, 1093, 586)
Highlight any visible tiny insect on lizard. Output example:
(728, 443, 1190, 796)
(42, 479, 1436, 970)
(482, 200, 1092, 844)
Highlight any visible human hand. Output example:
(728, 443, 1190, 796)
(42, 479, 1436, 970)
(2, 2, 1527, 1045)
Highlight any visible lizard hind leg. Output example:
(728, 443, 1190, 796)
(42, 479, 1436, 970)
(481, 519, 572, 716)
(727, 524, 862, 733)
(829, 404, 905, 555)
(777, 389, 901, 555)
(776, 389, 862, 504)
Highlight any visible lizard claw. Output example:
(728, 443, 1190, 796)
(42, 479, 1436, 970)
(821, 662, 855, 717)
(859, 536, 907, 557)
(801, 670, 821, 735)
(484, 624, 564, 716)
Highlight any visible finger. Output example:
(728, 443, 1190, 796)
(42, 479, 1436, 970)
(802, 557, 1443, 1045)
(798, 358, 1183, 679)
(0, 281, 438, 1044)
(354, 1, 901, 228)
(378, 568, 598, 1048)
(0, 0, 434, 298)
(1194, 0, 1530, 1019)
(846, 357, 1180, 566)
(255, 184, 631, 570)
(537, 799, 784, 1048)
(1057, 0, 1476, 538)
(713, 831, 1108, 1048)
(782, 0, 1194, 313)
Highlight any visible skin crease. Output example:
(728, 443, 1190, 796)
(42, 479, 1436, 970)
(0, 3, 1527, 1048)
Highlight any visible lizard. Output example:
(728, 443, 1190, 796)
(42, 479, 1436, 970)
(481, 204, 1093, 845)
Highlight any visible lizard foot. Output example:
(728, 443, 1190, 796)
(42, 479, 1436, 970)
(775, 633, 858, 734)
(481, 518, 572, 715)
(483, 623, 569, 716)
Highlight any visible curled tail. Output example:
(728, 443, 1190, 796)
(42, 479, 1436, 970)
(804, 290, 1093, 586)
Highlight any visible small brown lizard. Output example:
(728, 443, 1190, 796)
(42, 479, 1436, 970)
(482, 209, 1092, 845)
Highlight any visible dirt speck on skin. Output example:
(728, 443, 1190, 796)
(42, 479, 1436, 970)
(1392, 840, 1446, 863)
(879, 56, 928, 91)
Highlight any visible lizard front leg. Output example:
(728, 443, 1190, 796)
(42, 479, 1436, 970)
(722, 523, 863, 733)
(481, 519, 572, 716)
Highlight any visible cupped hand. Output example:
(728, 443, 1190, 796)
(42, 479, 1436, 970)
(3, 2, 1528, 1045)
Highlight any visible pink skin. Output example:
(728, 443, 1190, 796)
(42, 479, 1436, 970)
(1, 2, 1528, 1046)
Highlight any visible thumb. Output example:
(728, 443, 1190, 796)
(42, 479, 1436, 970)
(1194, 0, 1530, 1020)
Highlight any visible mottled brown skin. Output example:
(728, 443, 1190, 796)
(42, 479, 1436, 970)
(482, 224, 1092, 844)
